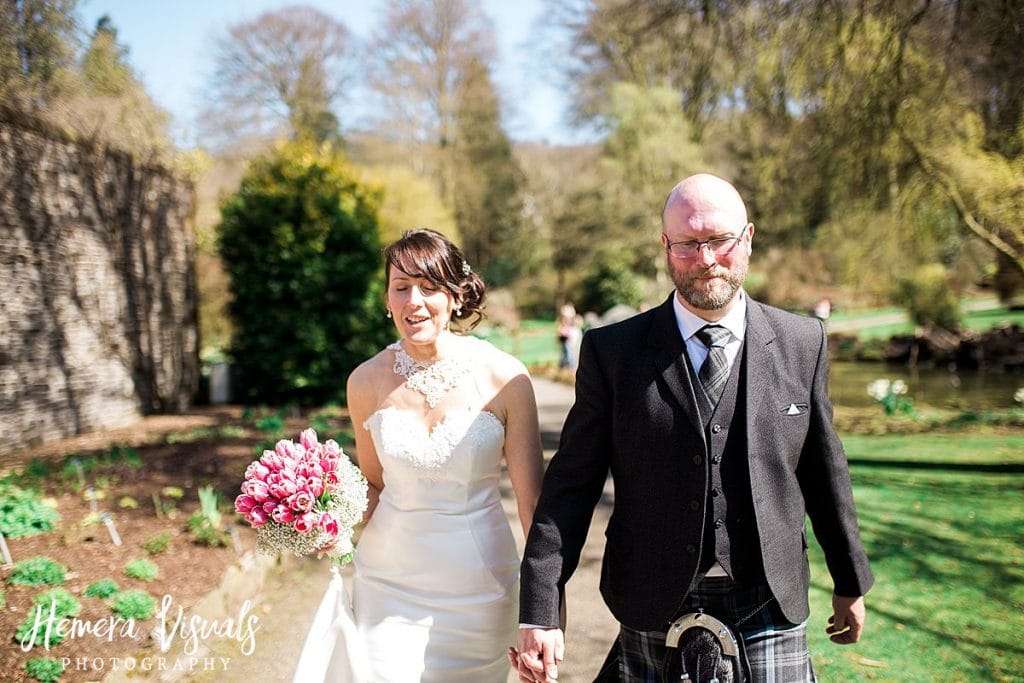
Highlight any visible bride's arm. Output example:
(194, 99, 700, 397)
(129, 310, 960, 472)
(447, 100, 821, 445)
(346, 363, 385, 522)
(500, 361, 545, 538)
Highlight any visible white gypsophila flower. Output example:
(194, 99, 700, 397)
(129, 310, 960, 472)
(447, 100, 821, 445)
(255, 521, 328, 557)
(1015, 388, 1024, 405)
(867, 379, 891, 401)
(891, 380, 908, 395)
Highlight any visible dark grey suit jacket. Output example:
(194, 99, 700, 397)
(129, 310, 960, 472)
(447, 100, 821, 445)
(520, 294, 873, 631)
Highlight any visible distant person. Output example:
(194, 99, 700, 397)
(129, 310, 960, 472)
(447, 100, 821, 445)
(814, 297, 832, 321)
(514, 174, 873, 682)
(556, 303, 580, 370)
(297, 229, 544, 681)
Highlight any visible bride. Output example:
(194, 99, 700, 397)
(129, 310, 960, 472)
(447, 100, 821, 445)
(300, 228, 544, 682)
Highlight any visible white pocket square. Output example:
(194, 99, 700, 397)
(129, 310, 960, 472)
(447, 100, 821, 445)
(781, 403, 808, 416)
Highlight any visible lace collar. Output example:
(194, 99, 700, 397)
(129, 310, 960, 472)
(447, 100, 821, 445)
(388, 341, 471, 408)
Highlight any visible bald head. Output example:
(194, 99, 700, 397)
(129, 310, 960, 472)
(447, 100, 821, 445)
(661, 173, 749, 231)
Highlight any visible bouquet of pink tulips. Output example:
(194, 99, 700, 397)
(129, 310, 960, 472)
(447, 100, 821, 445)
(235, 428, 368, 564)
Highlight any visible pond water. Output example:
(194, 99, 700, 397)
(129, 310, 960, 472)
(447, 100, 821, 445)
(829, 361, 1023, 410)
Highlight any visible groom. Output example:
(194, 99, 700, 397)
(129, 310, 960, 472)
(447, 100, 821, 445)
(516, 174, 873, 682)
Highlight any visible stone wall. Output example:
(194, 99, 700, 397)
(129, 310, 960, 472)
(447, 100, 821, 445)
(0, 112, 198, 455)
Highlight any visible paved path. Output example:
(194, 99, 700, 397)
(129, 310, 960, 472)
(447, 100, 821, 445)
(201, 376, 618, 682)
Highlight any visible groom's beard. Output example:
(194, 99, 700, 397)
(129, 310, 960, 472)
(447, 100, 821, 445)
(671, 262, 746, 311)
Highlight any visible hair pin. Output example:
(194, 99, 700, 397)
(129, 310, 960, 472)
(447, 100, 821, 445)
(462, 261, 472, 276)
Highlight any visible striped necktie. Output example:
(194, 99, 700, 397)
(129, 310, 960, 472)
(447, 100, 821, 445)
(696, 325, 731, 407)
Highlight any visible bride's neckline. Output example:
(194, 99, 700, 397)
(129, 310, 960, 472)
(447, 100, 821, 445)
(369, 405, 503, 437)
(388, 340, 471, 408)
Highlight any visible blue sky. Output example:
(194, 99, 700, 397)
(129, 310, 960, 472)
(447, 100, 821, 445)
(78, 0, 589, 146)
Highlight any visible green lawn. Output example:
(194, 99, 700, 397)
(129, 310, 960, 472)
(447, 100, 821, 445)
(473, 319, 560, 366)
(833, 302, 1024, 341)
(805, 430, 1024, 681)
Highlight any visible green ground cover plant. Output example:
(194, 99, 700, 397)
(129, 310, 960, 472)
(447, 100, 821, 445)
(15, 589, 82, 648)
(123, 558, 159, 581)
(187, 486, 228, 547)
(109, 589, 157, 620)
(805, 429, 1023, 681)
(5, 447, 142, 493)
(7, 557, 66, 586)
(143, 530, 172, 555)
(83, 578, 120, 599)
(30, 588, 81, 618)
(23, 656, 64, 682)
(0, 482, 60, 538)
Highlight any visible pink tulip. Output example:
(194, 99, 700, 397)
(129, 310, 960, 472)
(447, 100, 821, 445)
(319, 512, 340, 538)
(248, 480, 270, 503)
(234, 494, 256, 514)
(307, 477, 325, 498)
(275, 439, 298, 460)
(293, 511, 317, 534)
(271, 506, 294, 524)
(262, 500, 278, 514)
(259, 450, 283, 471)
(323, 439, 342, 456)
(247, 507, 268, 528)
(269, 479, 296, 500)
(291, 491, 315, 513)
(323, 471, 340, 487)
(245, 461, 270, 482)
(300, 428, 319, 451)
(319, 456, 337, 472)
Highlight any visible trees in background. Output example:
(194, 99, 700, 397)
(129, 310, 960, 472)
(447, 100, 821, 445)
(367, 0, 538, 294)
(200, 6, 357, 150)
(68, 15, 170, 156)
(0, 2, 170, 158)
(366, 0, 495, 204)
(217, 142, 392, 404)
(547, 0, 1024, 317)
(451, 57, 533, 287)
(0, 0, 79, 107)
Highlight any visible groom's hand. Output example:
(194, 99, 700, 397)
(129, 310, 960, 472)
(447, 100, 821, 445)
(516, 627, 564, 682)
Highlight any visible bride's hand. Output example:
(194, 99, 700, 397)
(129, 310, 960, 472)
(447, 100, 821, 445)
(315, 538, 338, 553)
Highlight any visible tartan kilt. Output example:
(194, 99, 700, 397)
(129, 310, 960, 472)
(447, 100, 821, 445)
(597, 577, 816, 683)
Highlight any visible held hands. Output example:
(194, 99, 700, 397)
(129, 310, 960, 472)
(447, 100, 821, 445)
(826, 594, 866, 644)
(511, 627, 564, 683)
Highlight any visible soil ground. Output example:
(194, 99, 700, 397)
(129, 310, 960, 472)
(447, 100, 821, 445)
(1, 406, 275, 682)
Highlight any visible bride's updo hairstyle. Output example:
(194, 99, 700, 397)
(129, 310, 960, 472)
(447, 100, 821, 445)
(383, 228, 486, 332)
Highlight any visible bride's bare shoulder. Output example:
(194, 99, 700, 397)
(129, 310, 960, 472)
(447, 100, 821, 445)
(469, 337, 530, 387)
(347, 345, 397, 392)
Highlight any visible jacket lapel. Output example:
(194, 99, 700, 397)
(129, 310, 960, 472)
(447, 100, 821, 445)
(744, 299, 776, 450)
(647, 294, 704, 437)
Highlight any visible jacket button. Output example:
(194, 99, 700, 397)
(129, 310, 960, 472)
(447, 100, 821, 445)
(692, 455, 703, 466)
(686, 544, 696, 554)
(712, 487, 721, 498)
(711, 424, 722, 434)
(711, 455, 722, 464)
(689, 500, 700, 511)
(714, 519, 724, 529)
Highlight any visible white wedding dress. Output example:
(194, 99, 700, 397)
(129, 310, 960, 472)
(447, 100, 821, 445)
(294, 403, 518, 682)
(352, 405, 518, 681)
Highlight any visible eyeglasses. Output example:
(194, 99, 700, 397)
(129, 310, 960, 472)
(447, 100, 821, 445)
(663, 224, 750, 259)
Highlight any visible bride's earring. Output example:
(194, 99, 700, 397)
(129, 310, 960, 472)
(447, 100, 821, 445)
(386, 309, 392, 319)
